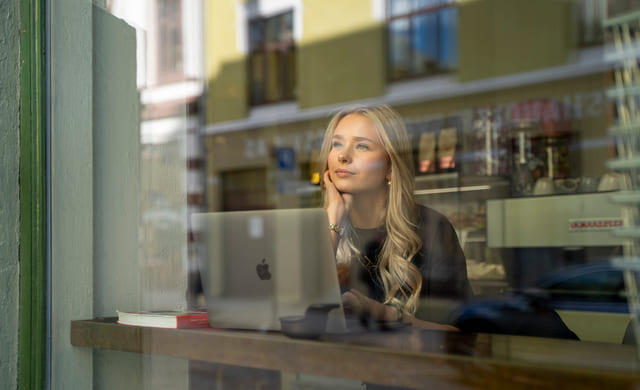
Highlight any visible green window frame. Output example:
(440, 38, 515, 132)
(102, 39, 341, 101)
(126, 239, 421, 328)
(19, 0, 47, 388)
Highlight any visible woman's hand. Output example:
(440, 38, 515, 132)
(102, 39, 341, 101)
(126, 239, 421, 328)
(342, 289, 398, 322)
(323, 170, 352, 233)
(343, 288, 460, 331)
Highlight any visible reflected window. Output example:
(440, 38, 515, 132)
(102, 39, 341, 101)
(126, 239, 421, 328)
(575, 0, 606, 46)
(248, 10, 296, 106)
(540, 267, 627, 306)
(222, 168, 271, 211)
(576, 0, 640, 46)
(387, 0, 458, 81)
(157, 0, 183, 81)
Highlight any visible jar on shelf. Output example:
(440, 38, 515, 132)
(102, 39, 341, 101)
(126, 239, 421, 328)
(463, 106, 509, 177)
(509, 120, 544, 197)
(412, 115, 462, 175)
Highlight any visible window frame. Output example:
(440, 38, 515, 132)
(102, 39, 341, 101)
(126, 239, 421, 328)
(386, 0, 459, 82)
(247, 9, 296, 107)
(156, 0, 184, 84)
(18, 0, 48, 388)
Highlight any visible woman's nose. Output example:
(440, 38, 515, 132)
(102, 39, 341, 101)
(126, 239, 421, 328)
(338, 150, 350, 162)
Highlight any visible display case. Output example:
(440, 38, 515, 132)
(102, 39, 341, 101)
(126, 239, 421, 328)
(414, 173, 511, 296)
(408, 96, 610, 299)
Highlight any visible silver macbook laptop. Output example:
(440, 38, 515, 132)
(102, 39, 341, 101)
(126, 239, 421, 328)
(193, 208, 345, 332)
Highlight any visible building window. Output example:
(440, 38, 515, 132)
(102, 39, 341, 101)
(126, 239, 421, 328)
(248, 10, 296, 106)
(157, 0, 183, 81)
(575, 0, 606, 46)
(387, 0, 458, 81)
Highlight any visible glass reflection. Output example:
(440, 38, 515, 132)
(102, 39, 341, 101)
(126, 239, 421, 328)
(76, 0, 640, 388)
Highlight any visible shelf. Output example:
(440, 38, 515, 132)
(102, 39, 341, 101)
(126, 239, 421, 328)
(414, 172, 459, 184)
(608, 157, 640, 170)
(611, 191, 640, 204)
(604, 48, 640, 65)
(613, 227, 640, 239)
(603, 10, 640, 28)
(606, 85, 640, 100)
(71, 318, 640, 389)
(609, 121, 640, 136)
(463, 236, 486, 243)
(414, 185, 491, 196)
(414, 174, 509, 198)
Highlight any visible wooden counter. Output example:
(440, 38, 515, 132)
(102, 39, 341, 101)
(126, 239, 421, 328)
(72, 317, 640, 389)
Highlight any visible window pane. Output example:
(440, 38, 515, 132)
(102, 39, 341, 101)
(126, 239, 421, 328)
(411, 13, 438, 75)
(250, 52, 265, 104)
(439, 6, 458, 69)
(282, 11, 294, 42)
(46, 1, 640, 388)
(249, 11, 295, 105)
(249, 21, 263, 51)
(413, 0, 434, 9)
(266, 16, 278, 45)
(284, 46, 296, 99)
(388, 18, 410, 79)
(265, 51, 282, 101)
(415, 0, 453, 9)
(389, 0, 412, 17)
(157, 0, 183, 76)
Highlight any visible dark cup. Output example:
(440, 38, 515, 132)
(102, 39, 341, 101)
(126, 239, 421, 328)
(280, 303, 340, 339)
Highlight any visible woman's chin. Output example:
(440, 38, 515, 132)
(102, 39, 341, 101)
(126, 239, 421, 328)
(337, 186, 354, 195)
(332, 182, 349, 193)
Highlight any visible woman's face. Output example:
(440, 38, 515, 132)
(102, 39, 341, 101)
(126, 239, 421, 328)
(327, 114, 391, 196)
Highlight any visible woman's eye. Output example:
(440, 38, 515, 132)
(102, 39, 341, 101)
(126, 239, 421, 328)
(332, 141, 342, 148)
(356, 144, 370, 150)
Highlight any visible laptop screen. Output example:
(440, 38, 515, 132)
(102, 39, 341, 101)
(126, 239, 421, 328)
(193, 208, 343, 331)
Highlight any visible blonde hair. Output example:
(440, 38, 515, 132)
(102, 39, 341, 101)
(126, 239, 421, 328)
(318, 104, 423, 314)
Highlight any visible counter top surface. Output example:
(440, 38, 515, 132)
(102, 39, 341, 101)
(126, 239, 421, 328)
(71, 317, 640, 389)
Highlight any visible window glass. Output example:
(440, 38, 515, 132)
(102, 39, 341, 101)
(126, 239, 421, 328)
(249, 10, 295, 105)
(49, 1, 640, 389)
(389, 0, 411, 17)
(439, 5, 458, 69)
(387, 0, 458, 80)
(249, 20, 264, 51)
(388, 18, 410, 79)
(157, 0, 183, 79)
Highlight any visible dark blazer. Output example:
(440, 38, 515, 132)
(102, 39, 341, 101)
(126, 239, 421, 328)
(349, 204, 472, 308)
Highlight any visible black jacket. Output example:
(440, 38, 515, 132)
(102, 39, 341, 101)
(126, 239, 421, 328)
(348, 205, 472, 310)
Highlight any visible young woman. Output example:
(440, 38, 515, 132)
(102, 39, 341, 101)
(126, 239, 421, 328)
(318, 104, 471, 331)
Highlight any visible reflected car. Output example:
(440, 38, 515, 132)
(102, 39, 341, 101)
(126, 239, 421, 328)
(452, 260, 629, 340)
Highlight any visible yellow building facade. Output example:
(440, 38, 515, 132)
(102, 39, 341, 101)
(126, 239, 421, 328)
(202, 0, 610, 214)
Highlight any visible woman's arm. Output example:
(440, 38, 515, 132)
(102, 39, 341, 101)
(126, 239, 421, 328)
(323, 170, 352, 251)
(342, 289, 459, 332)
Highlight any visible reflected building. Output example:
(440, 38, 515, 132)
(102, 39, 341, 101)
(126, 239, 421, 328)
(6, 0, 640, 389)
(201, 0, 636, 343)
(203, 0, 612, 215)
(107, 0, 206, 309)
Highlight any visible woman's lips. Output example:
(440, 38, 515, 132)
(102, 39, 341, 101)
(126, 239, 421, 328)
(334, 169, 354, 178)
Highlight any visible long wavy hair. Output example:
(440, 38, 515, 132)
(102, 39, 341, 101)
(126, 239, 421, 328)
(318, 104, 423, 314)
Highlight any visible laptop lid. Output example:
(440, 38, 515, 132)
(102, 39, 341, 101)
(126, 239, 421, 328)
(193, 208, 344, 331)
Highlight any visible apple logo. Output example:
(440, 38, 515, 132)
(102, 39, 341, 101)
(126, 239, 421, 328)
(256, 258, 271, 280)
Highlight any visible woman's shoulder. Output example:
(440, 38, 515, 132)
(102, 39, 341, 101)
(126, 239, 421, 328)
(415, 204, 453, 227)
(414, 204, 460, 246)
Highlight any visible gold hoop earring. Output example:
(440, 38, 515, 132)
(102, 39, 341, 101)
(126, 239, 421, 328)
(387, 179, 391, 186)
